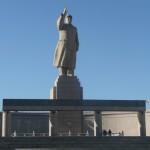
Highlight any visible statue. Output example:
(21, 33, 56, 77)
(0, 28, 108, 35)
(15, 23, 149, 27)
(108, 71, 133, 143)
(53, 8, 79, 76)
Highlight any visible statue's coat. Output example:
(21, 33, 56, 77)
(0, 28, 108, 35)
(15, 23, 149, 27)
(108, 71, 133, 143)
(54, 14, 79, 69)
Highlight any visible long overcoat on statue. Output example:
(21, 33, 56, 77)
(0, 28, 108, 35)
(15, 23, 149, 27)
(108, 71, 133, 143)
(54, 13, 79, 69)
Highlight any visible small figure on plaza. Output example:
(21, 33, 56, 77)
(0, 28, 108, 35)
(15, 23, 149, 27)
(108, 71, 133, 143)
(103, 130, 107, 136)
(53, 8, 79, 76)
(108, 129, 112, 136)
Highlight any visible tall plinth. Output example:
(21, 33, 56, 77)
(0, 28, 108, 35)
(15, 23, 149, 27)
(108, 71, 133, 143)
(50, 76, 83, 99)
(50, 76, 83, 136)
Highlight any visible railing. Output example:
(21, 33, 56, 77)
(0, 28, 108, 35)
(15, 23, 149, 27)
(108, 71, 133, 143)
(11, 130, 90, 137)
(112, 133, 124, 136)
(58, 132, 90, 137)
(102, 132, 124, 136)
(11, 131, 124, 137)
(11, 132, 49, 137)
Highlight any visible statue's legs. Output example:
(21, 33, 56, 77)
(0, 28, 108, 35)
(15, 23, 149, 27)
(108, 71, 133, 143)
(58, 67, 74, 76)
(58, 67, 67, 76)
(67, 69, 74, 76)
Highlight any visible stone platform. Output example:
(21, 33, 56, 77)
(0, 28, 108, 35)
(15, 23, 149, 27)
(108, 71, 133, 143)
(1, 136, 150, 150)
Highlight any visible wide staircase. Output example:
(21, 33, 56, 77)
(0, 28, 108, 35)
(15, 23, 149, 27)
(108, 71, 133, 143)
(0, 136, 150, 150)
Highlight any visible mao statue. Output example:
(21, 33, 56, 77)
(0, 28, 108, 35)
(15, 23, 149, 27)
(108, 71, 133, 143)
(53, 8, 79, 76)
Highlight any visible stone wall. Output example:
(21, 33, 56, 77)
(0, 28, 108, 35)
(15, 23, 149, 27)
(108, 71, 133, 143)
(102, 111, 140, 136)
(101, 111, 150, 136)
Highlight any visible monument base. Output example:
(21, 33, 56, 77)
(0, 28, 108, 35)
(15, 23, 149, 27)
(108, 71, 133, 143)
(50, 76, 83, 99)
(50, 76, 83, 135)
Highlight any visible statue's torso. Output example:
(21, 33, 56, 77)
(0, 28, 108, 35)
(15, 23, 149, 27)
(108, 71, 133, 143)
(59, 24, 77, 43)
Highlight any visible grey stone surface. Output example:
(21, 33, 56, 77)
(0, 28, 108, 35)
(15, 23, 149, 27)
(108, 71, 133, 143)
(3, 99, 146, 111)
(1, 136, 150, 149)
(50, 111, 82, 135)
(3, 99, 146, 108)
(16, 149, 59, 150)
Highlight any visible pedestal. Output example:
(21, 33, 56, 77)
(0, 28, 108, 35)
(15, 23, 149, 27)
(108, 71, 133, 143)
(50, 76, 83, 136)
(50, 76, 83, 99)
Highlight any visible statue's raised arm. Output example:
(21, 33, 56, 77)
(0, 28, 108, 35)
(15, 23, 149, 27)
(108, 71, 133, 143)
(57, 8, 68, 30)
(54, 8, 79, 76)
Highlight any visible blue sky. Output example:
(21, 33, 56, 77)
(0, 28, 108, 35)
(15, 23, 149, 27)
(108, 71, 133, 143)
(0, 0, 150, 110)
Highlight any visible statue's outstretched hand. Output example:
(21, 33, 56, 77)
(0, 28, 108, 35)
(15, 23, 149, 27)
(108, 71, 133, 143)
(63, 8, 68, 16)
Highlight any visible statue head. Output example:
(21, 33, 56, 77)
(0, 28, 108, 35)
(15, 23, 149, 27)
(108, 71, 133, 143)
(66, 15, 72, 24)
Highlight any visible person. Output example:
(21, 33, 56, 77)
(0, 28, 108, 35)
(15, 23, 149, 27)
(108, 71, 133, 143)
(103, 130, 107, 136)
(121, 131, 124, 136)
(54, 8, 79, 76)
(108, 129, 112, 136)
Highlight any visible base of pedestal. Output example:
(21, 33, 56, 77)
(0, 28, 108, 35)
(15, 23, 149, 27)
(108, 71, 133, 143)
(50, 111, 83, 136)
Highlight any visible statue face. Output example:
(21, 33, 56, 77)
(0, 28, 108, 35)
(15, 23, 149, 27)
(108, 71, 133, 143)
(66, 17, 72, 24)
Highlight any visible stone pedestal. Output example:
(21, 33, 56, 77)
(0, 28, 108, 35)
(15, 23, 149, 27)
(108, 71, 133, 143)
(50, 76, 83, 99)
(50, 76, 83, 136)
